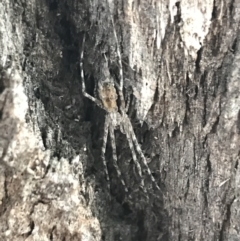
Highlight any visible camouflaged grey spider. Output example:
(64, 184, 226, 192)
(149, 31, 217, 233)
(80, 20, 162, 196)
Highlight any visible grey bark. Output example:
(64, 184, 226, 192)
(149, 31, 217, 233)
(0, 0, 240, 240)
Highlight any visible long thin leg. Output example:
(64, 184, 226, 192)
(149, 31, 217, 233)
(80, 34, 103, 107)
(125, 90, 131, 113)
(110, 15, 128, 115)
(101, 115, 111, 191)
(110, 16, 123, 91)
(127, 119, 163, 194)
(109, 124, 128, 193)
(124, 124, 148, 195)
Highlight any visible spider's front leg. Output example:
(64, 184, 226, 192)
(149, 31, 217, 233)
(123, 124, 149, 195)
(101, 114, 111, 192)
(109, 124, 129, 193)
(127, 118, 163, 195)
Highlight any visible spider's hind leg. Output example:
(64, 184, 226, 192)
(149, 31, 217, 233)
(111, 16, 124, 92)
(80, 34, 103, 108)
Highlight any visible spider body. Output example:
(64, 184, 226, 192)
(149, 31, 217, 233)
(98, 81, 118, 113)
(80, 20, 162, 197)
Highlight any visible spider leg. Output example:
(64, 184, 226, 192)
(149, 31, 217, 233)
(110, 15, 129, 115)
(109, 124, 128, 193)
(111, 16, 123, 91)
(101, 114, 111, 191)
(127, 119, 163, 194)
(80, 34, 103, 108)
(125, 90, 131, 113)
(123, 123, 148, 195)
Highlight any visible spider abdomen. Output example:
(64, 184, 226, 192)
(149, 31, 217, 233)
(98, 82, 118, 112)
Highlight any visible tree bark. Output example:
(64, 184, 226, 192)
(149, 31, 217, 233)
(0, 0, 239, 240)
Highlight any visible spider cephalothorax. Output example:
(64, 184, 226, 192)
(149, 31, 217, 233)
(80, 18, 162, 198)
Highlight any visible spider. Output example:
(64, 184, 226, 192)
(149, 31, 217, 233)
(80, 19, 162, 197)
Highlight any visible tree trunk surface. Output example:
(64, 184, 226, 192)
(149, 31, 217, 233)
(0, 0, 239, 240)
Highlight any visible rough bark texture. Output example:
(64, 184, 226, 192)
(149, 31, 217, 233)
(0, 0, 240, 240)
